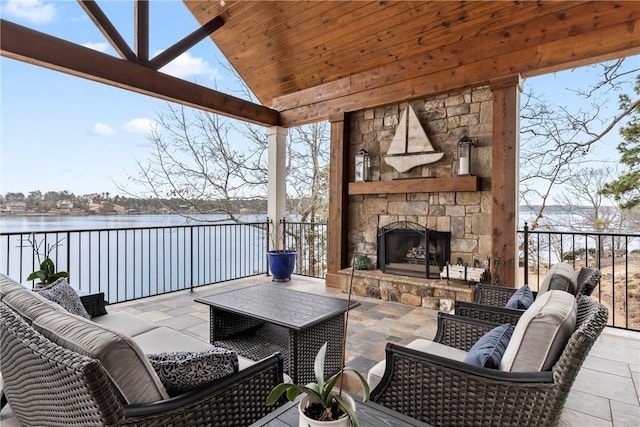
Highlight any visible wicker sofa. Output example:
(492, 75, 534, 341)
(367, 292, 608, 426)
(0, 274, 284, 427)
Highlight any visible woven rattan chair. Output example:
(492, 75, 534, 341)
(0, 301, 284, 427)
(370, 295, 608, 426)
(456, 267, 602, 325)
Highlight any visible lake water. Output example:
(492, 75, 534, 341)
(0, 213, 266, 233)
(0, 214, 270, 303)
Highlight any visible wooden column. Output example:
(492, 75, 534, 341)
(490, 75, 522, 287)
(325, 112, 350, 287)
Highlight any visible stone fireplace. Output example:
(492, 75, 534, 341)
(340, 85, 494, 309)
(377, 221, 450, 279)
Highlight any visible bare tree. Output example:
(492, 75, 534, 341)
(124, 104, 329, 226)
(520, 58, 640, 230)
(124, 104, 266, 223)
(554, 167, 626, 234)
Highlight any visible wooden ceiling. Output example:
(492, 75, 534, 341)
(186, 1, 640, 126)
(1, 1, 638, 127)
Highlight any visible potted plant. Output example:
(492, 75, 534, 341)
(25, 235, 69, 288)
(266, 342, 370, 427)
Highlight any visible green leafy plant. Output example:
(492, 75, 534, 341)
(266, 342, 370, 426)
(25, 235, 69, 285)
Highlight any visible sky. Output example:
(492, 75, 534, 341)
(0, 0, 638, 199)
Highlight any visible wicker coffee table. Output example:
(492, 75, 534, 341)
(195, 283, 359, 384)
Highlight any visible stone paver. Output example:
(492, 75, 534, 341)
(2, 275, 638, 426)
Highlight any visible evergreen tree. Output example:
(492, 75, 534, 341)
(601, 75, 640, 209)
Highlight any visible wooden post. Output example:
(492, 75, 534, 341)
(490, 75, 522, 287)
(325, 112, 350, 287)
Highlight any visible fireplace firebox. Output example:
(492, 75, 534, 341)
(377, 221, 451, 279)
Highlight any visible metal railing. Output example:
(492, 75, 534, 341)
(1, 221, 270, 304)
(282, 218, 328, 278)
(520, 223, 640, 331)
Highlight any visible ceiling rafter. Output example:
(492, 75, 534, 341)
(149, 16, 225, 70)
(78, 0, 137, 62)
(0, 19, 279, 126)
(135, 0, 149, 64)
(79, 0, 225, 71)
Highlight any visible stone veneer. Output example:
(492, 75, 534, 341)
(339, 268, 475, 311)
(346, 86, 493, 307)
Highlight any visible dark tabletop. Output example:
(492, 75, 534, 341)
(249, 398, 432, 427)
(195, 283, 360, 330)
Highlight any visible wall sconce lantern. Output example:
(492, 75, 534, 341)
(354, 149, 371, 182)
(457, 135, 474, 176)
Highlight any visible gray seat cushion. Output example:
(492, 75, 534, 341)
(93, 312, 158, 337)
(538, 263, 578, 296)
(499, 290, 576, 372)
(33, 310, 169, 404)
(133, 326, 273, 373)
(0, 275, 26, 300)
(2, 286, 65, 323)
(367, 338, 468, 390)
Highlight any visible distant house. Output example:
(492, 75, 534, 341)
(82, 193, 100, 204)
(7, 201, 26, 212)
(57, 200, 73, 211)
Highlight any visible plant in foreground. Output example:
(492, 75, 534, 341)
(25, 235, 69, 286)
(266, 255, 369, 425)
(266, 342, 370, 426)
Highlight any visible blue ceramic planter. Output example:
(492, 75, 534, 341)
(268, 250, 297, 281)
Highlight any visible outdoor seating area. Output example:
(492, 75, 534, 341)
(1, 274, 638, 426)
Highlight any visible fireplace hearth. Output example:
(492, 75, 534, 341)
(377, 221, 451, 279)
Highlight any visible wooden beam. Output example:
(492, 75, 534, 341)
(0, 19, 279, 126)
(348, 176, 479, 195)
(490, 74, 522, 288)
(149, 16, 225, 70)
(78, 0, 137, 62)
(326, 112, 350, 288)
(135, 0, 149, 64)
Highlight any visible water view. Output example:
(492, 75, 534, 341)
(1, 214, 269, 303)
(0, 213, 266, 233)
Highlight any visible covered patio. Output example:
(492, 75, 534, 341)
(2, 1, 640, 426)
(2, 1, 639, 288)
(2, 275, 638, 426)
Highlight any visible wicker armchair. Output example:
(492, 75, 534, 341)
(457, 267, 602, 325)
(0, 301, 284, 427)
(370, 295, 608, 427)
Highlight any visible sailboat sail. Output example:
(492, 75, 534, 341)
(384, 105, 444, 173)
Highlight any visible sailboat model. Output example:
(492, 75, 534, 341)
(384, 105, 444, 173)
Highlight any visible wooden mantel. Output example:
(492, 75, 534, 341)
(348, 176, 479, 195)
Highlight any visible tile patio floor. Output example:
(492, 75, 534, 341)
(1, 275, 639, 426)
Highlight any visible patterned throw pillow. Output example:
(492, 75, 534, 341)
(464, 323, 513, 369)
(146, 348, 239, 394)
(35, 278, 91, 319)
(505, 284, 535, 309)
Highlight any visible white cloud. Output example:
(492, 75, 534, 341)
(124, 118, 156, 134)
(93, 122, 114, 136)
(158, 52, 220, 81)
(2, 0, 55, 25)
(82, 42, 110, 53)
